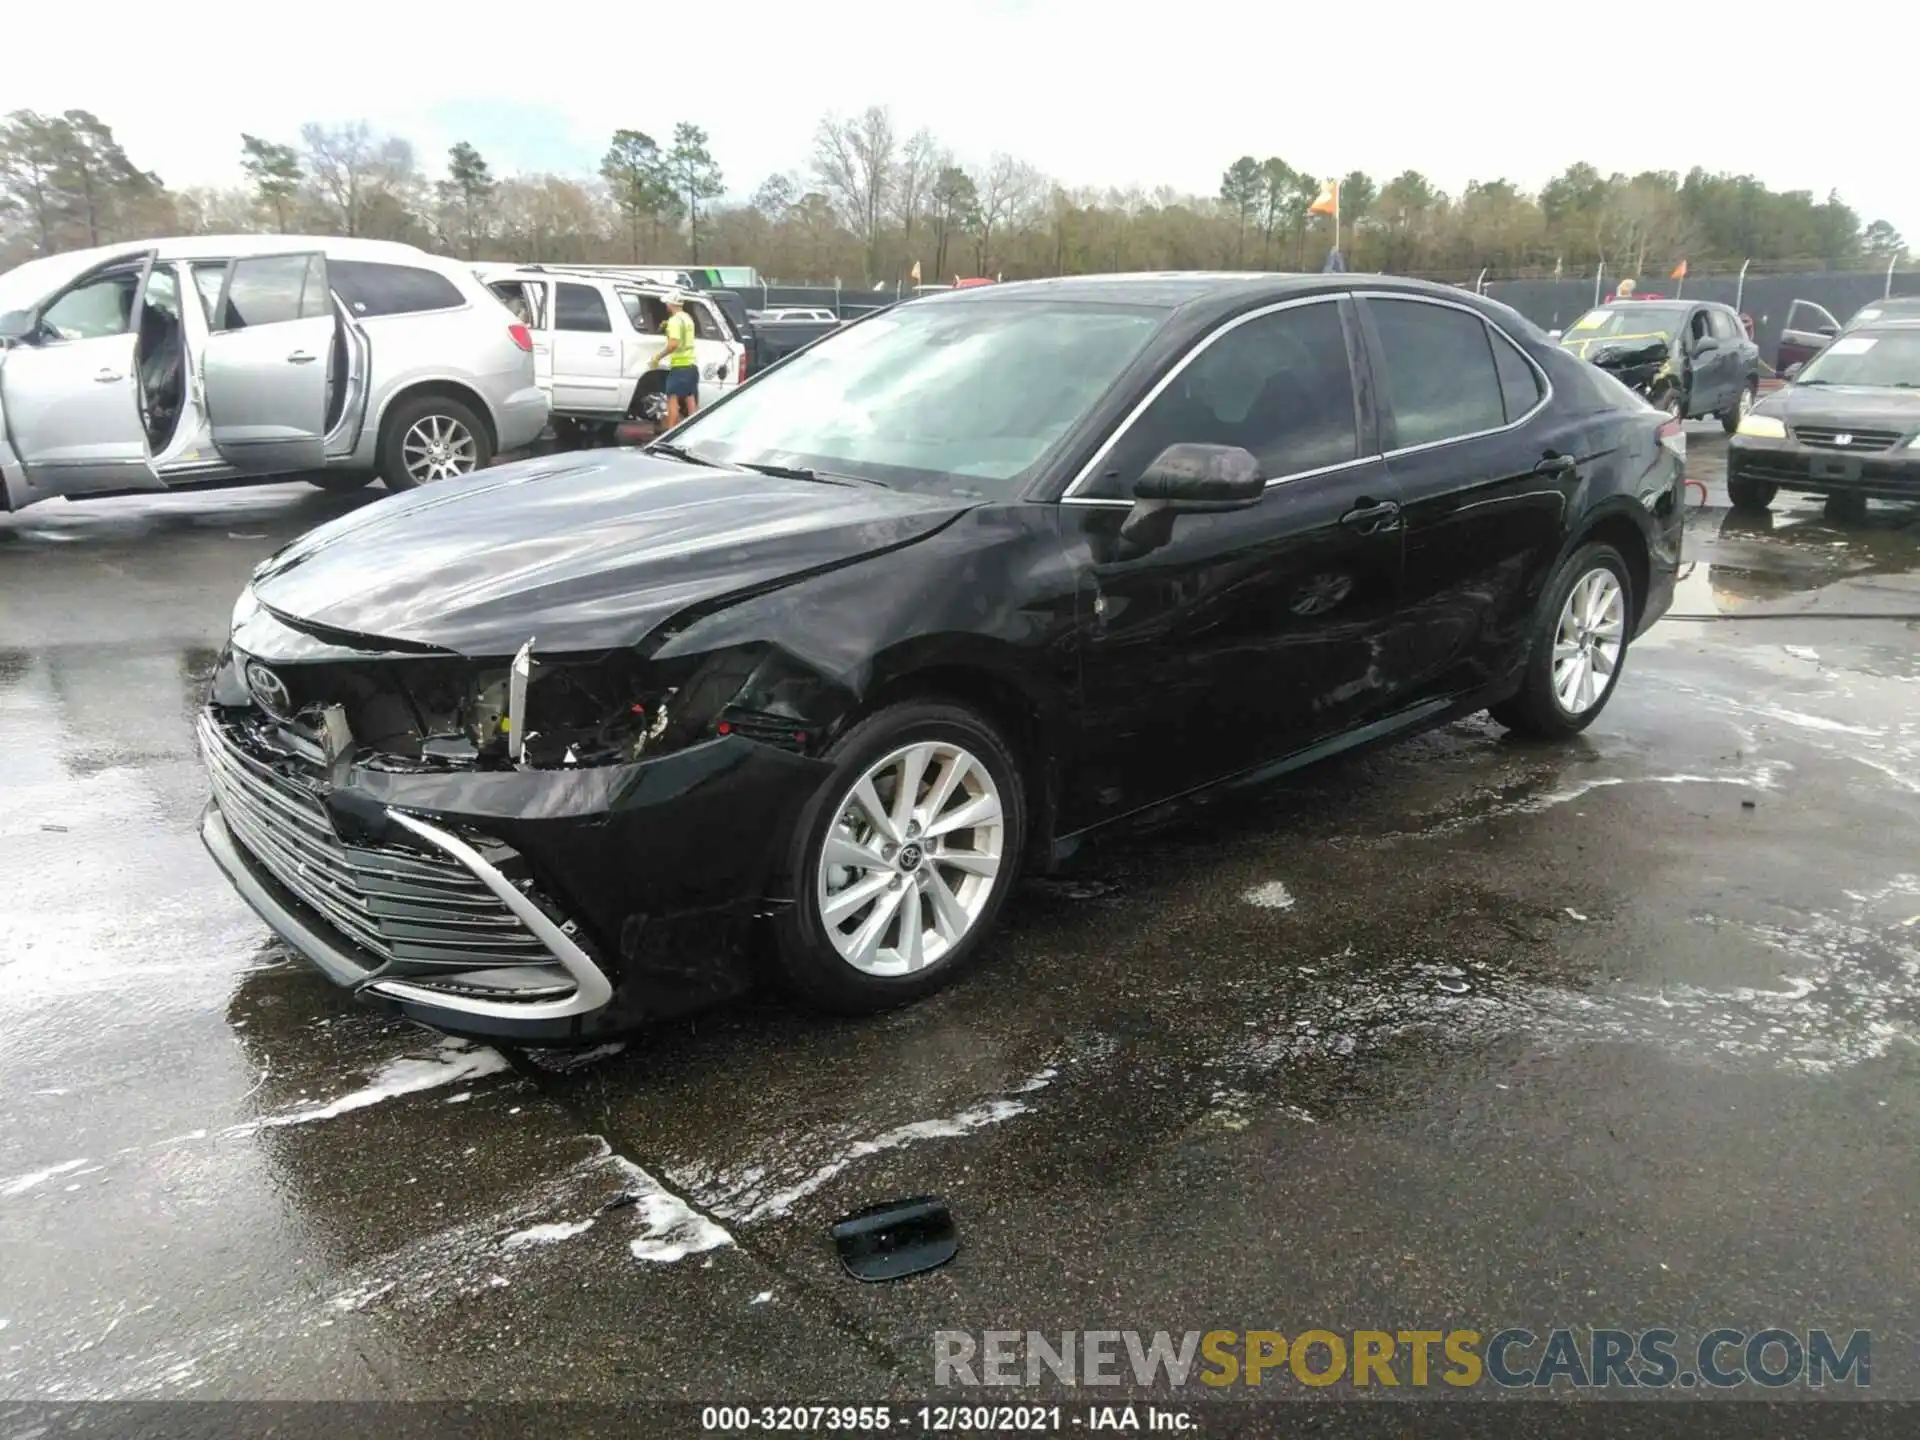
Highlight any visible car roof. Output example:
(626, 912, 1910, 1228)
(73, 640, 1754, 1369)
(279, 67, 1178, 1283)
(56, 235, 454, 267)
(481, 264, 687, 297)
(912, 270, 1504, 318)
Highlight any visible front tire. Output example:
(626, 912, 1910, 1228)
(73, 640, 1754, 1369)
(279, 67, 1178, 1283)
(1720, 381, 1756, 434)
(1489, 542, 1634, 740)
(772, 701, 1027, 1014)
(1727, 472, 1777, 512)
(1825, 492, 1869, 524)
(379, 394, 493, 492)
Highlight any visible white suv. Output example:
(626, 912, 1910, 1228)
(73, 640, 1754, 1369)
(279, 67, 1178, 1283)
(477, 266, 747, 430)
(0, 236, 548, 512)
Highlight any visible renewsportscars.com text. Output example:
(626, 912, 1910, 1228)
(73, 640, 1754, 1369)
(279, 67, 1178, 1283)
(932, 1328, 1871, 1390)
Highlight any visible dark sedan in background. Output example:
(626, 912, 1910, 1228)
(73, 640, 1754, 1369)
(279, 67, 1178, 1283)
(1557, 299, 1761, 429)
(198, 273, 1686, 1043)
(1729, 317, 1920, 520)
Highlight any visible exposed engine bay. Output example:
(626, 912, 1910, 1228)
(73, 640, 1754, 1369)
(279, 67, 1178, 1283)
(214, 628, 828, 776)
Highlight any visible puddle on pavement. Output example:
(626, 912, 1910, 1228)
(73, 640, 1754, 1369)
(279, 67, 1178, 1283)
(1673, 500, 1920, 618)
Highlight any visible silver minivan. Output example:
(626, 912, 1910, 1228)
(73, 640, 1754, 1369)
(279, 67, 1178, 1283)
(0, 236, 549, 513)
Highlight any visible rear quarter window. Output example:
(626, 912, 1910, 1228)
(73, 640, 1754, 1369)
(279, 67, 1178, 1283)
(330, 260, 466, 317)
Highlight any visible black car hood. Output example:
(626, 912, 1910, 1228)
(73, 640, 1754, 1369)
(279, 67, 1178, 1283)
(250, 450, 975, 656)
(1759, 384, 1920, 433)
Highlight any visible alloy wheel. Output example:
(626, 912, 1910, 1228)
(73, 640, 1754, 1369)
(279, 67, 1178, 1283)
(1552, 568, 1626, 716)
(1737, 386, 1754, 419)
(816, 740, 1005, 977)
(401, 414, 479, 484)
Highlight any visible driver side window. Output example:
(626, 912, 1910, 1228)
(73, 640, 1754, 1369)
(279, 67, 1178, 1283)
(1082, 300, 1359, 501)
(39, 272, 139, 340)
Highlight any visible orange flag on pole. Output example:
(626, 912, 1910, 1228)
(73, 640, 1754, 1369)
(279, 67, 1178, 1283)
(1670, 259, 1688, 279)
(1308, 178, 1339, 217)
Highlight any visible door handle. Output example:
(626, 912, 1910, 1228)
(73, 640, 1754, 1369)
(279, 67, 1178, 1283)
(597, 346, 615, 357)
(1533, 453, 1578, 478)
(1339, 499, 1401, 533)
(94, 368, 124, 383)
(287, 350, 318, 364)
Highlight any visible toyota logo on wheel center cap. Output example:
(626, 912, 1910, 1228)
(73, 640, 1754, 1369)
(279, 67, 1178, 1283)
(897, 842, 924, 872)
(245, 661, 293, 719)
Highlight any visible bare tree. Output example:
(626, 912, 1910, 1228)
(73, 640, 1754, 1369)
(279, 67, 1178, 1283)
(300, 121, 375, 236)
(813, 106, 896, 281)
(889, 128, 938, 275)
(970, 153, 1044, 275)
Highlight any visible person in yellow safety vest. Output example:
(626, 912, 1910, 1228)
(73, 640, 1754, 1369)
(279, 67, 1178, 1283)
(649, 292, 701, 429)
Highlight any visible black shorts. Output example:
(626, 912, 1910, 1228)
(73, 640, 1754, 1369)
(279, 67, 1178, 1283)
(663, 367, 699, 398)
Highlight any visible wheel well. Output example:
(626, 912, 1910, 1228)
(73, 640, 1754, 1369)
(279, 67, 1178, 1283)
(1581, 513, 1650, 625)
(378, 380, 499, 456)
(858, 665, 1058, 871)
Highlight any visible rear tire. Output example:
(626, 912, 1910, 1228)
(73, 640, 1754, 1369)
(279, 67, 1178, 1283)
(1720, 381, 1756, 434)
(305, 471, 375, 493)
(1489, 542, 1634, 740)
(771, 701, 1027, 1015)
(378, 394, 493, 492)
(1727, 473, 1777, 512)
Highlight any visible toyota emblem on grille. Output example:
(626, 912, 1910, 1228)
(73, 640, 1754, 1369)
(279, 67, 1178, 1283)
(1834, 433, 1853, 446)
(245, 662, 293, 719)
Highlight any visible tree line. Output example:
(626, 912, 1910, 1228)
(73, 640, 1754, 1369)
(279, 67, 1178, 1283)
(1, 105, 1909, 285)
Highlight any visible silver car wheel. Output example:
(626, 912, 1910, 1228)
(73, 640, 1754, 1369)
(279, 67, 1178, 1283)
(401, 413, 479, 484)
(1552, 567, 1626, 716)
(1736, 385, 1754, 418)
(816, 740, 1005, 977)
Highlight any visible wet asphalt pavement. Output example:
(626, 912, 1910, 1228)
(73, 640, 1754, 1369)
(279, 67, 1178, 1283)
(2, 432, 1918, 1421)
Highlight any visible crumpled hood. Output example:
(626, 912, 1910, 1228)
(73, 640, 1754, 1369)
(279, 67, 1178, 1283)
(1566, 334, 1672, 372)
(250, 450, 973, 656)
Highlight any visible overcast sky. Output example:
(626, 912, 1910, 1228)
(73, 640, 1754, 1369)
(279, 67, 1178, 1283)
(11, 0, 1913, 255)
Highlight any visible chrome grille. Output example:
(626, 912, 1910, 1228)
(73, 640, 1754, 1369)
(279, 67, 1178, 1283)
(197, 712, 552, 970)
(1793, 425, 1901, 453)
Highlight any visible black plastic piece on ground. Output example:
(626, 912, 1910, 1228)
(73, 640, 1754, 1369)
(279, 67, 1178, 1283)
(830, 1195, 958, 1282)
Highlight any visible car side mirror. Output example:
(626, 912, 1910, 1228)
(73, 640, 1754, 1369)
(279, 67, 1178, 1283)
(1784, 362, 1804, 381)
(0, 309, 34, 342)
(1115, 443, 1264, 556)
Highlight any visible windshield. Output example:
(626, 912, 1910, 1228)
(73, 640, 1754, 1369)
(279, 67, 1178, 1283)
(0, 252, 106, 317)
(668, 299, 1167, 494)
(1795, 329, 1920, 387)
(1561, 305, 1688, 342)
(1847, 299, 1920, 328)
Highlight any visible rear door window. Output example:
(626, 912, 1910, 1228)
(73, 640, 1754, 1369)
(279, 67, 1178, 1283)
(1366, 298, 1509, 448)
(209, 254, 330, 331)
(554, 282, 612, 333)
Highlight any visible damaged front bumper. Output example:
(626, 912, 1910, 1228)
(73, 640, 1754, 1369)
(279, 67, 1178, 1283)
(197, 705, 832, 1043)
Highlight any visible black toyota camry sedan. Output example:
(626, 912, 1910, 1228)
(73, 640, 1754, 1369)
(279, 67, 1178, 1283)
(199, 273, 1685, 1043)
(1727, 318, 1920, 522)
